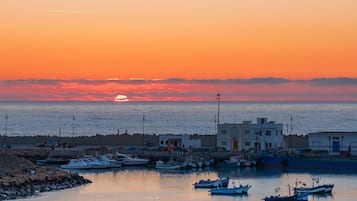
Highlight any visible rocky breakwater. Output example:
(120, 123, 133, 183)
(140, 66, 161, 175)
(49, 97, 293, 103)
(0, 153, 91, 200)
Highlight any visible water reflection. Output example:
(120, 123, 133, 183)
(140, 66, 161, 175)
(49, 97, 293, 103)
(23, 167, 357, 201)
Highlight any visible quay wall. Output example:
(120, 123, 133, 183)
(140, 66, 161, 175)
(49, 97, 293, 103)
(0, 134, 216, 148)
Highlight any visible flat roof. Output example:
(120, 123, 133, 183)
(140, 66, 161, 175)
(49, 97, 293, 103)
(309, 132, 357, 135)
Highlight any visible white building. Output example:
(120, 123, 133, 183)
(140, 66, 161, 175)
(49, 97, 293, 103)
(309, 132, 357, 155)
(159, 134, 201, 149)
(217, 117, 284, 151)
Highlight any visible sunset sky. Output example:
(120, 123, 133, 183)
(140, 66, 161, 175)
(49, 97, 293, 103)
(1, 0, 356, 101)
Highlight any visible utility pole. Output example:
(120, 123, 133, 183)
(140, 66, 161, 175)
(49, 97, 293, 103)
(5, 113, 8, 136)
(216, 93, 221, 148)
(142, 114, 145, 147)
(217, 93, 220, 127)
(72, 115, 75, 146)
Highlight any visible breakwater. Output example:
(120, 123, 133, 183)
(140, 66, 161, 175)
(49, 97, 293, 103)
(0, 154, 91, 200)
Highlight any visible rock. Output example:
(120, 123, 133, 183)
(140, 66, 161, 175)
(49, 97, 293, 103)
(0, 154, 91, 200)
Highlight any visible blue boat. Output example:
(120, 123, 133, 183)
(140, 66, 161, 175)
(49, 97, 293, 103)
(294, 178, 334, 194)
(210, 184, 251, 195)
(260, 154, 357, 170)
(194, 177, 229, 188)
(263, 193, 308, 201)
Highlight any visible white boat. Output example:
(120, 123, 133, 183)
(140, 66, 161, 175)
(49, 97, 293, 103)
(115, 152, 150, 166)
(155, 160, 182, 170)
(60, 156, 109, 169)
(98, 154, 122, 168)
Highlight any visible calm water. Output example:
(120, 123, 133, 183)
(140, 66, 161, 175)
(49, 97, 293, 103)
(22, 167, 357, 201)
(0, 101, 356, 136)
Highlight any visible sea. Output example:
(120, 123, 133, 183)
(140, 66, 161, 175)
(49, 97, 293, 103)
(0, 101, 356, 136)
(0, 101, 357, 136)
(2, 101, 357, 201)
(22, 167, 357, 201)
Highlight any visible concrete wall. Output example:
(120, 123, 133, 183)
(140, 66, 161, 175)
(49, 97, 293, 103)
(1, 134, 217, 149)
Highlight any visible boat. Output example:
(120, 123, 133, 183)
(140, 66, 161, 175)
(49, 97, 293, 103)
(60, 156, 109, 169)
(209, 184, 251, 195)
(98, 154, 122, 168)
(115, 152, 150, 166)
(155, 160, 182, 170)
(294, 184, 333, 194)
(194, 177, 229, 188)
(294, 178, 334, 194)
(260, 154, 357, 171)
(263, 193, 308, 201)
(264, 185, 308, 201)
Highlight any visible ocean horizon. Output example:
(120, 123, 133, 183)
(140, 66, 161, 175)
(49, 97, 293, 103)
(0, 101, 356, 137)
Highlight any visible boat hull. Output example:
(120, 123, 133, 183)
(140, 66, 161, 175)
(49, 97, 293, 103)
(194, 178, 229, 189)
(294, 184, 334, 194)
(210, 185, 251, 195)
(264, 193, 307, 201)
(261, 155, 357, 170)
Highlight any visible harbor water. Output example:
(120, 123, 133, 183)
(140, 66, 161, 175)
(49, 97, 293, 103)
(0, 101, 356, 136)
(22, 167, 357, 201)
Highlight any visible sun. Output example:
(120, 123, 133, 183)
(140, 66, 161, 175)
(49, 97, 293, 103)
(114, 95, 129, 102)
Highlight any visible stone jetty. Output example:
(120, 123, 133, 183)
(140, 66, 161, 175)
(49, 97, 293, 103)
(0, 153, 91, 200)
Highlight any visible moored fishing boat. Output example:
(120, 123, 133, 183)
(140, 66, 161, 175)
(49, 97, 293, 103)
(115, 152, 150, 166)
(194, 177, 229, 188)
(260, 154, 357, 171)
(294, 178, 334, 194)
(155, 160, 182, 170)
(209, 184, 251, 195)
(60, 156, 109, 169)
(263, 193, 308, 201)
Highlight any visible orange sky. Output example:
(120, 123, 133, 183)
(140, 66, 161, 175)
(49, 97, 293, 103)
(0, 1, 356, 101)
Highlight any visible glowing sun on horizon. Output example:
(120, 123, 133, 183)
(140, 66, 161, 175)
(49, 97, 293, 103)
(114, 95, 129, 102)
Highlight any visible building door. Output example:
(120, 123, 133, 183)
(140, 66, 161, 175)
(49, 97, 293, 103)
(233, 137, 238, 150)
(332, 141, 340, 152)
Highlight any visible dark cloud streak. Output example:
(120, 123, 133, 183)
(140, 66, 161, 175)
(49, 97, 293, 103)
(1, 77, 356, 86)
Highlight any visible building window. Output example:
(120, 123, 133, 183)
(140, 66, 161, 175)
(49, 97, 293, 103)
(221, 130, 227, 134)
(244, 130, 250, 134)
(160, 140, 164, 145)
(221, 141, 227, 146)
(266, 131, 271, 136)
(332, 136, 340, 140)
(245, 142, 250, 146)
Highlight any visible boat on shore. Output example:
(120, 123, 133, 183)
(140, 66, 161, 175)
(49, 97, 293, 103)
(209, 184, 251, 195)
(194, 177, 229, 188)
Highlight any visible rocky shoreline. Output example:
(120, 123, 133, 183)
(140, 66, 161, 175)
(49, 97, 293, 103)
(0, 153, 91, 200)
